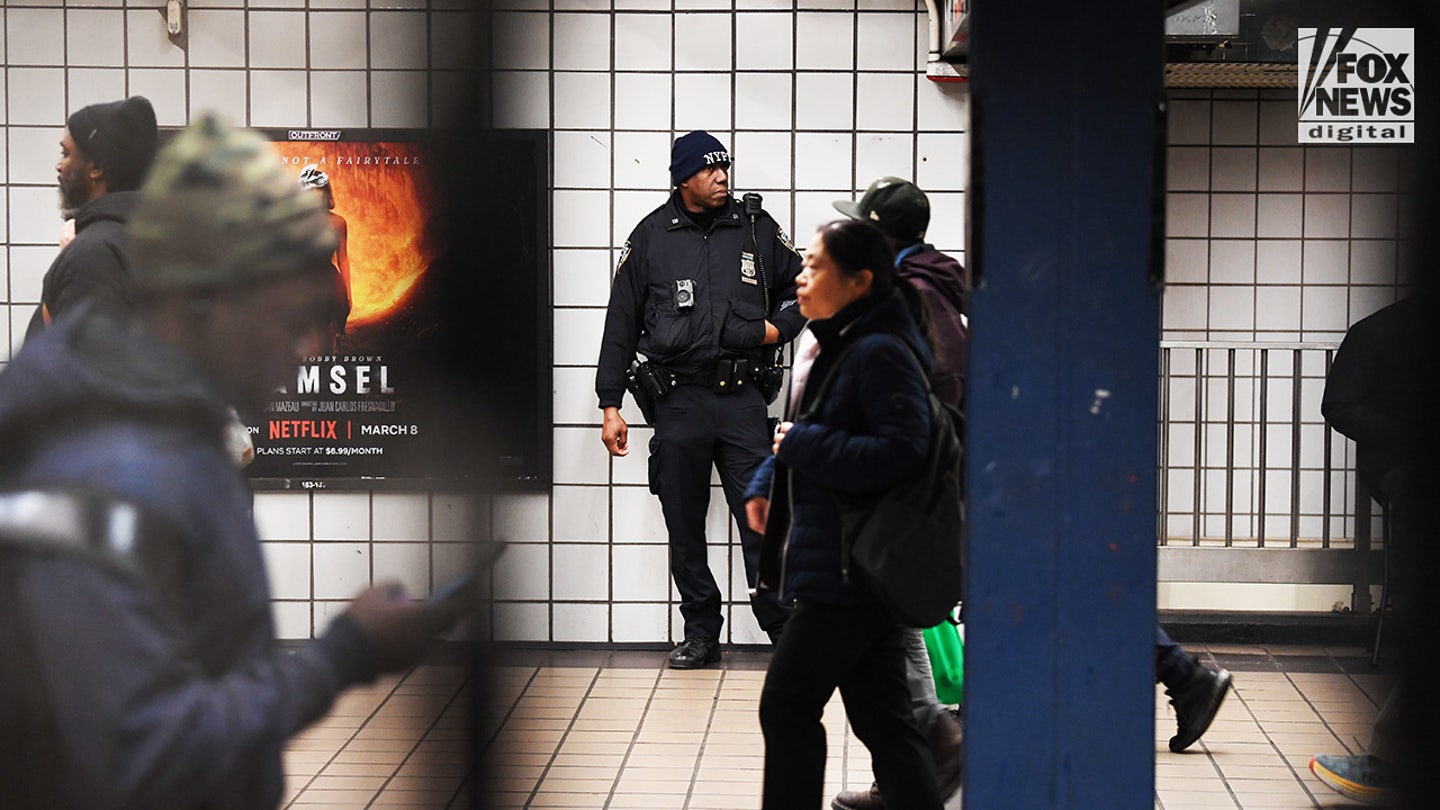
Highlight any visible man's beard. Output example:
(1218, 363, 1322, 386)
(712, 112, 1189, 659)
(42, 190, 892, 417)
(58, 171, 91, 215)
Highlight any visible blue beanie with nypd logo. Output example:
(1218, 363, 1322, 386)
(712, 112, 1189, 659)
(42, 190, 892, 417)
(669, 131, 730, 187)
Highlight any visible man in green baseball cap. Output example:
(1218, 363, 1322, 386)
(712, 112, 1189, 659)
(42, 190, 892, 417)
(0, 114, 469, 808)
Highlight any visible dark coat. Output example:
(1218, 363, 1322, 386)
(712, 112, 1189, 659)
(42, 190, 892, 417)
(896, 244, 968, 408)
(0, 308, 371, 809)
(26, 191, 140, 339)
(596, 191, 806, 409)
(745, 290, 933, 606)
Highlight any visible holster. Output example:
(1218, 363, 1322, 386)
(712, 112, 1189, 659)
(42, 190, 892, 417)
(625, 360, 672, 424)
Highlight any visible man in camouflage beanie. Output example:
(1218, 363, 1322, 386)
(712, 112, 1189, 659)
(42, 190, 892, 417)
(0, 113, 469, 808)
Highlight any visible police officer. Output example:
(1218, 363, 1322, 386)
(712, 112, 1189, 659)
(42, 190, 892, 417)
(597, 131, 805, 668)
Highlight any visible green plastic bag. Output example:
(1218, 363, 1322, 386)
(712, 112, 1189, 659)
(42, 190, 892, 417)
(922, 620, 965, 706)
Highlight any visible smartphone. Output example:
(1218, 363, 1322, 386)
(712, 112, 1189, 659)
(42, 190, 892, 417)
(426, 540, 508, 604)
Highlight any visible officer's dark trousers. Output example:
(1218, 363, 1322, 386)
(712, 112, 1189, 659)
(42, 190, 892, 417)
(649, 384, 788, 640)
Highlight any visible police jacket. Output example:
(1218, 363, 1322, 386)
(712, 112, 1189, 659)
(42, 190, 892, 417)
(596, 191, 806, 410)
(744, 290, 933, 607)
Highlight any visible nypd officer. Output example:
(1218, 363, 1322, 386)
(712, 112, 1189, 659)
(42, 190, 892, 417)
(597, 131, 805, 668)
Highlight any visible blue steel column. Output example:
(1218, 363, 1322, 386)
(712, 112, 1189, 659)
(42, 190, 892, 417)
(963, 1, 1163, 808)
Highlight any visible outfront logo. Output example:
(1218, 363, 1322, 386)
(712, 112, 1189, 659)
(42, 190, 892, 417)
(1298, 28, 1414, 144)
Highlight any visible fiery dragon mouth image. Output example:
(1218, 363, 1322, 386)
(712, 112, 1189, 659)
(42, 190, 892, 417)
(273, 140, 439, 326)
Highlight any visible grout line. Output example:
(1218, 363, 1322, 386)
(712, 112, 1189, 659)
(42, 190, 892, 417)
(601, 660, 665, 810)
(519, 663, 605, 809)
(365, 666, 475, 809)
(283, 667, 414, 809)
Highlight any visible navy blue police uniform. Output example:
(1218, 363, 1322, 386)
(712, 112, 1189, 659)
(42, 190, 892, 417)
(597, 188, 805, 647)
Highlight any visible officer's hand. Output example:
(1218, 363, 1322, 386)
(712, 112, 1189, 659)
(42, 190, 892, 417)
(761, 320, 781, 345)
(602, 407, 629, 457)
(746, 496, 769, 534)
(345, 581, 471, 674)
(772, 421, 792, 456)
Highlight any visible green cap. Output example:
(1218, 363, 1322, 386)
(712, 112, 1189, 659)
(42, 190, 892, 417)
(130, 113, 339, 292)
(833, 176, 930, 243)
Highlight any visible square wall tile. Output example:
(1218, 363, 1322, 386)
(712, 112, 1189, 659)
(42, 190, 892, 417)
(1352, 148, 1400, 193)
(553, 544, 611, 600)
(127, 9, 185, 67)
(9, 187, 62, 247)
(1256, 193, 1303, 238)
(612, 602, 669, 642)
(551, 357, 599, 422)
(796, 12, 854, 70)
(261, 542, 312, 599)
(615, 13, 673, 72)
(736, 12, 794, 71)
(271, 601, 312, 640)
(1301, 285, 1349, 332)
(433, 540, 477, 589)
(554, 12, 612, 71)
(552, 485, 610, 542)
(1210, 147, 1257, 192)
(916, 132, 967, 192)
(312, 601, 349, 637)
(1211, 100, 1258, 145)
(8, 10, 62, 66)
(249, 10, 307, 68)
(310, 11, 369, 69)
(611, 430, 654, 486)
(916, 79, 968, 132)
(250, 70, 309, 127)
(1255, 286, 1301, 331)
(494, 602, 550, 642)
(612, 544, 670, 600)
(493, 12, 550, 70)
(1256, 240, 1302, 283)
(1209, 193, 1256, 238)
(553, 190, 613, 248)
(493, 542, 549, 600)
(614, 131, 672, 190)
(1168, 146, 1209, 192)
(66, 70, 127, 115)
(554, 602, 611, 642)
(856, 12, 917, 71)
(1302, 240, 1349, 285)
(1209, 240, 1255, 284)
(313, 543, 371, 600)
(374, 542, 431, 596)
(553, 249, 613, 308)
(613, 486, 668, 543)
(1258, 98, 1299, 145)
(1167, 98, 1211, 145)
(309, 71, 370, 128)
(9, 248, 56, 304)
(1166, 193, 1209, 238)
(1162, 285, 1207, 331)
(127, 70, 188, 127)
(1208, 286, 1254, 331)
(615, 189, 665, 246)
(494, 71, 551, 129)
(313, 491, 370, 541)
(373, 492, 429, 541)
(674, 14, 733, 71)
(1351, 194, 1398, 239)
(733, 132, 792, 190)
(554, 425, 611, 484)
(67, 9, 126, 66)
(794, 132, 853, 190)
(190, 70, 249, 122)
(554, 72, 612, 129)
(552, 306, 607, 366)
(673, 73, 732, 132)
(925, 191, 965, 252)
(1350, 240, 1398, 286)
(372, 71, 429, 128)
(795, 73, 853, 131)
(856, 72, 915, 133)
(736, 73, 793, 131)
(372, 11, 429, 69)
(1292, 190, 1349, 242)
(254, 492, 311, 540)
(432, 12, 482, 70)
(8, 70, 65, 126)
(855, 133, 914, 187)
(1305, 147, 1351, 192)
(1166, 239, 1208, 284)
(1258, 147, 1304, 191)
(492, 491, 551, 542)
(615, 73, 674, 129)
(434, 491, 486, 541)
(189, 9, 247, 67)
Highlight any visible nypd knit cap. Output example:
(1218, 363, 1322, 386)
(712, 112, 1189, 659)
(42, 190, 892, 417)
(129, 113, 339, 292)
(668, 131, 730, 187)
(66, 96, 158, 192)
(833, 176, 930, 243)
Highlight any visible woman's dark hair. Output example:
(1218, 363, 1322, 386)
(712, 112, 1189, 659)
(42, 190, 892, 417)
(817, 219, 932, 340)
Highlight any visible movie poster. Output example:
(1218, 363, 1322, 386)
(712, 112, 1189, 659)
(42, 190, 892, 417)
(244, 132, 442, 482)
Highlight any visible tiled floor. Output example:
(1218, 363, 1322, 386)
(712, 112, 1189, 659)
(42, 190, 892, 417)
(282, 644, 1394, 809)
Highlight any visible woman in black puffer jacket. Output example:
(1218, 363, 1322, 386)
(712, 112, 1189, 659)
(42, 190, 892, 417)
(744, 219, 942, 810)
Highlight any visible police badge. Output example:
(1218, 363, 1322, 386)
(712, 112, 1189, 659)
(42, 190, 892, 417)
(740, 251, 758, 285)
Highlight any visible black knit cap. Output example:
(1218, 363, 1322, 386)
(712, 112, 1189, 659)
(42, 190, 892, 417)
(833, 176, 930, 243)
(668, 130, 730, 187)
(66, 96, 159, 192)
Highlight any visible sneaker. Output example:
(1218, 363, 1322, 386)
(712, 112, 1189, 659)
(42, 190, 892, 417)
(1166, 663, 1232, 752)
(667, 636, 720, 669)
(1309, 754, 1393, 804)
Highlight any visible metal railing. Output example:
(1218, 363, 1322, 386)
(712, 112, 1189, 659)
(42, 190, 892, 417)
(1157, 341, 1384, 611)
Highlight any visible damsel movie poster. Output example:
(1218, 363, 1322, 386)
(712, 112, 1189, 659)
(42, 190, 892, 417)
(245, 132, 441, 481)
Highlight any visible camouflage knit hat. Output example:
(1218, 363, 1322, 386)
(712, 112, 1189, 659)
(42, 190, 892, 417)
(129, 113, 339, 292)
